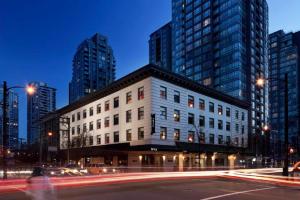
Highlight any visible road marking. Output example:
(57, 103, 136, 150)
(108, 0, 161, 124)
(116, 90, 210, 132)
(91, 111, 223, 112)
(200, 186, 276, 200)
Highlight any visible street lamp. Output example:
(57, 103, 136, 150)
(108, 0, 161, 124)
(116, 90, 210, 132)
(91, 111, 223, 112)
(256, 73, 289, 176)
(1, 81, 36, 179)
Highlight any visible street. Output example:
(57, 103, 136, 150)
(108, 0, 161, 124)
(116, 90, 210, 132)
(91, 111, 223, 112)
(1, 176, 299, 200)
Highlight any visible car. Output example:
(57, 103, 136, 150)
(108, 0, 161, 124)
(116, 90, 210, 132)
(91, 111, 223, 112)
(292, 161, 300, 176)
(86, 163, 118, 174)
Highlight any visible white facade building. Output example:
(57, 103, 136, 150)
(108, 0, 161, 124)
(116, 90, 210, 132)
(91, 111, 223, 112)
(57, 65, 249, 169)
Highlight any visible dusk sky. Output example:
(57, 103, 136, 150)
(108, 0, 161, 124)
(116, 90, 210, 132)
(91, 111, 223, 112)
(1, 0, 300, 139)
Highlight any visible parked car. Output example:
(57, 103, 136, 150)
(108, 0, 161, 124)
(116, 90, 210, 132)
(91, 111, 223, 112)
(86, 163, 118, 174)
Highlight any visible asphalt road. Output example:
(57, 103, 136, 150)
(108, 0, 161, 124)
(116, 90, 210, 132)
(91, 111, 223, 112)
(1, 177, 299, 200)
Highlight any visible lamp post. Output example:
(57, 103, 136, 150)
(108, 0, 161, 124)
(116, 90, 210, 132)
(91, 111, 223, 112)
(1, 81, 35, 179)
(257, 73, 289, 176)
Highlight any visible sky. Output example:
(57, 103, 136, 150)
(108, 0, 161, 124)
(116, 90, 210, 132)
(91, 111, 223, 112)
(0, 0, 300, 140)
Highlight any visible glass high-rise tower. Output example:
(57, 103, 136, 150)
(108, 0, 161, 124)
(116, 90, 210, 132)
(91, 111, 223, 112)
(69, 33, 116, 103)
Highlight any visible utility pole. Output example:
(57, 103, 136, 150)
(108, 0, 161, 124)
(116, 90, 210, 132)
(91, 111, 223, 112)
(2, 81, 8, 179)
(283, 73, 289, 176)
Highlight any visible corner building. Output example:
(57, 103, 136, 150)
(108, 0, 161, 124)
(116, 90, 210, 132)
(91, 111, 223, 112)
(58, 65, 249, 169)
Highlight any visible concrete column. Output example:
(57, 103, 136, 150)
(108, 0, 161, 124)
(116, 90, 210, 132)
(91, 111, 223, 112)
(200, 153, 207, 168)
(228, 154, 236, 169)
(211, 153, 216, 168)
(189, 153, 193, 169)
(179, 153, 184, 171)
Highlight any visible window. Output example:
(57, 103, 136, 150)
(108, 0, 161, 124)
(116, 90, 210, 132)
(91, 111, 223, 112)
(97, 119, 101, 129)
(235, 137, 239, 146)
(77, 125, 80, 135)
(188, 131, 195, 143)
(77, 112, 81, 120)
(89, 107, 93, 116)
(200, 132, 205, 143)
(126, 91, 132, 104)
(113, 131, 119, 143)
(209, 118, 214, 128)
(218, 135, 223, 145)
(138, 107, 144, 120)
(71, 127, 75, 135)
(199, 99, 205, 110)
(83, 109, 87, 118)
(218, 105, 223, 115)
(235, 110, 239, 119)
(105, 101, 110, 111)
(97, 104, 101, 114)
(97, 135, 101, 144)
(160, 127, 167, 140)
(188, 113, 194, 124)
(174, 90, 180, 103)
(113, 114, 119, 125)
(105, 133, 110, 144)
(138, 127, 144, 140)
(114, 97, 119, 108)
(174, 129, 180, 141)
(138, 87, 144, 100)
(242, 125, 245, 134)
(235, 124, 239, 133)
(83, 123, 87, 133)
(218, 120, 223, 130)
(126, 110, 132, 123)
(199, 115, 205, 127)
(226, 136, 231, 145)
(160, 86, 167, 99)
(72, 114, 75, 122)
(209, 134, 214, 144)
(89, 121, 93, 131)
(226, 107, 230, 117)
(174, 109, 180, 122)
(241, 112, 245, 121)
(209, 102, 214, 113)
(104, 117, 109, 128)
(188, 95, 194, 108)
(226, 122, 230, 131)
(89, 136, 93, 146)
(160, 106, 167, 119)
(126, 129, 132, 141)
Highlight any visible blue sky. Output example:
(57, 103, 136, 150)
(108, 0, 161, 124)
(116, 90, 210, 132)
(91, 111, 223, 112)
(0, 0, 300, 139)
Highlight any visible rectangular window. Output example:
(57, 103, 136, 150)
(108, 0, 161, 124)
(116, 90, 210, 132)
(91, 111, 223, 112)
(160, 86, 167, 99)
(97, 135, 101, 144)
(199, 115, 205, 127)
(241, 112, 245, 121)
(160, 106, 167, 119)
(242, 125, 245, 134)
(174, 109, 180, 122)
(218, 120, 223, 130)
(126, 129, 132, 141)
(226, 107, 230, 117)
(83, 109, 87, 119)
(235, 137, 239, 146)
(126, 110, 132, 123)
(77, 125, 80, 135)
(138, 127, 144, 140)
(188, 113, 194, 124)
(188, 131, 195, 143)
(209, 102, 214, 113)
(188, 95, 194, 108)
(209, 134, 214, 144)
(226, 136, 231, 145)
(209, 118, 214, 128)
(199, 99, 205, 110)
(105, 100, 110, 111)
(200, 132, 205, 143)
(97, 119, 101, 129)
(174, 90, 180, 103)
(114, 97, 119, 108)
(235, 124, 239, 133)
(71, 127, 75, 135)
(97, 104, 101, 114)
(89, 121, 93, 131)
(218, 105, 223, 115)
(83, 123, 87, 133)
(138, 107, 144, 120)
(160, 127, 167, 140)
(77, 112, 81, 120)
(72, 114, 75, 122)
(89, 107, 93, 116)
(113, 131, 119, 143)
(226, 122, 230, 131)
(105, 133, 110, 144)
(104, 117, 109, 128)
(126, 91, 132, 104)
(89, 136, 93, 146)
(218, 135, 223, 145)
(113, 114, 119, 125)
(138, 87, 144, 100)
(235, 110, 239, 119)
(174, 129, 180, 141)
